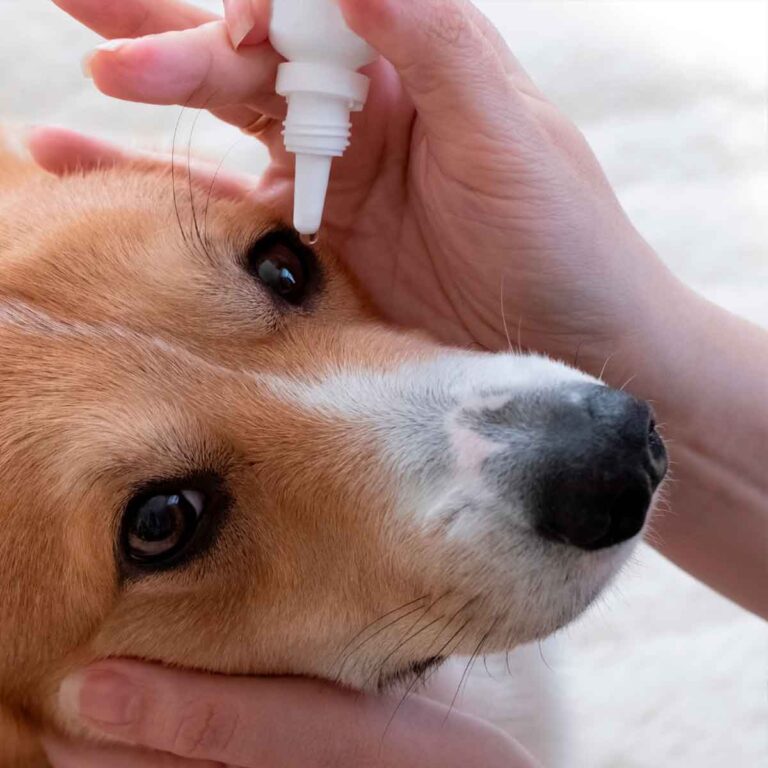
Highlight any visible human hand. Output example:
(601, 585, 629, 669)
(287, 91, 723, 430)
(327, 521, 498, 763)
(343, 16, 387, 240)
(44, 660, 539, 767)
(36, 0, 687, 384)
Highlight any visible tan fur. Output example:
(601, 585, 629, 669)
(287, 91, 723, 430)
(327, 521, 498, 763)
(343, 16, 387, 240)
(0, 133, 639, 767)
(0, 134, 474, 764)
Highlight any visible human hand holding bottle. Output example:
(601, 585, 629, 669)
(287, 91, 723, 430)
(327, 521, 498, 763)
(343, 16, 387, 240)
(42, 0, 681, 369)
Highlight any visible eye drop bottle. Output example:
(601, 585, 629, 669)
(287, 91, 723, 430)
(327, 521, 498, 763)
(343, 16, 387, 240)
(269, 0, 377, 236)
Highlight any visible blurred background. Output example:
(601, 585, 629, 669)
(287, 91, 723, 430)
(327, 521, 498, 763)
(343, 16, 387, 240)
(1, 1, 766, 765)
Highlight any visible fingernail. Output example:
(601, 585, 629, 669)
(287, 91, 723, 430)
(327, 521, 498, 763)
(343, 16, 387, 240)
(96, 38, 133, 54)
(59, 670, 143, 728)
(223, 0, 257, 49)
(81, 39, 131, 78)
(81, 52, 94, 78)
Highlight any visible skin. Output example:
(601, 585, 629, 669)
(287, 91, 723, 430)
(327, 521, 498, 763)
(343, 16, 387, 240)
(32, 0, 768, 764)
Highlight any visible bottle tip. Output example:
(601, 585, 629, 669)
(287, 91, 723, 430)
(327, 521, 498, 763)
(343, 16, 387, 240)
(293, 153, 333, 236)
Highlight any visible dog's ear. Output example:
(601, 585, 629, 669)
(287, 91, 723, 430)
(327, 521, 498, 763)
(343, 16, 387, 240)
(0, 128, 39, 189)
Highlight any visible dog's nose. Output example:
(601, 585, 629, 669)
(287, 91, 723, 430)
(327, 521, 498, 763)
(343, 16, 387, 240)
(534, 385, 668, 551)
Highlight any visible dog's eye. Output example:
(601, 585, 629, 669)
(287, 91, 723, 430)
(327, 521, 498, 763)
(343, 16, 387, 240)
(252, 245, 306, 304)
(123, 490, 204, 565)
(246, 231, 317, 307)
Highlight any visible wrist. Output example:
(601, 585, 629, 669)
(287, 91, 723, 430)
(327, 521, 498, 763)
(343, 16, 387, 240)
(603, 262, 768, 616)
(591, 265, 696, 391)
(551, 233, 694, 392)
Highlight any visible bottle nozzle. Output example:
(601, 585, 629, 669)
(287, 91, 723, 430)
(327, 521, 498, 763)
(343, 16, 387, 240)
(292, 153, 333, 236)
(275, 61, 371, 236)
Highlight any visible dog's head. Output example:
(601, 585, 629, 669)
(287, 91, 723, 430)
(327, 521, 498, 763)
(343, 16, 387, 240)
(0, 137, 666, 752)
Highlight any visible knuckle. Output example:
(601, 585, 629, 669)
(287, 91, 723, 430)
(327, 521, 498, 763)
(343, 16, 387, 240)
(425, 0, 480, 50)
(171, 698, 239, 758)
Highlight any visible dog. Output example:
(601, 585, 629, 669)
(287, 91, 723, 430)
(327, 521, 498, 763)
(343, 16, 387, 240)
(0, 132, 667, 766)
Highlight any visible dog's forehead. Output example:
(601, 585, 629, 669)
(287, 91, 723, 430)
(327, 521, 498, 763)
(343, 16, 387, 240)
(0, 167, 300, 347)
(0, 309, 254, 500)
(4, 167, 258, 282)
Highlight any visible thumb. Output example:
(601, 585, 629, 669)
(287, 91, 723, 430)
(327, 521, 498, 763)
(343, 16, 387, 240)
(338, 0, 529, 140)
(223, 0, 271, 48)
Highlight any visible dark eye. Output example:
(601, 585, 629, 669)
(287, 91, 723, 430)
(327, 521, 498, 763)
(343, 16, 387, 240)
(251, 244, 308, 305)
(246, 231, 318, 307)
(123, 490, 204, 565)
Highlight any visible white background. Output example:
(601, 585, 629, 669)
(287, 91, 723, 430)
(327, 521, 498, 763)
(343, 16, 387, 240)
(0, 1, 765, 765)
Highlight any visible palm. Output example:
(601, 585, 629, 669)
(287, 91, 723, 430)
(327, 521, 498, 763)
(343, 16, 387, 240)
(260, 60, 593, 355)
(261, 61, 461, 341)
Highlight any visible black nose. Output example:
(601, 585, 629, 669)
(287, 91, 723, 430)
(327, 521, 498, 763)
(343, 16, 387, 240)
(536, 385, 668, 551)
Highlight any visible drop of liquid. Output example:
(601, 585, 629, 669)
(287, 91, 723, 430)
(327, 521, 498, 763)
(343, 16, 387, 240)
(300, 232, 319, 246)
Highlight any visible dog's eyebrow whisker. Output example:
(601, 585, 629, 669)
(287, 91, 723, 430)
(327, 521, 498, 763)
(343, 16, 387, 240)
(202, 137, 245, 246)
(186, 94, 225, 268)
(171, 106, 190, 248)
(331, 595, 430, 681)
(186, 106, 205, 250)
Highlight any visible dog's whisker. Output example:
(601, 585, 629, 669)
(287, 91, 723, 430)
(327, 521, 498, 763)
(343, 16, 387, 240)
(598, 352, 615, 381)
(370, 591, 475, 692)
(573, 340, 584, 369)
(367, 612, 447, 690)
(380, 612, 475, 741)
(332, 596, 430, 681)
(335, 595, 429, 659)
(203, 137, 246, 245)
(365, 590, 454, 689)
(443, 616, 499, 724)
(537, 639, 553, 672)
(186, 107, 205, 249)
(499, 273, 513, 353)
(171, 107, 190, 247)
(619, 373, 638, 392)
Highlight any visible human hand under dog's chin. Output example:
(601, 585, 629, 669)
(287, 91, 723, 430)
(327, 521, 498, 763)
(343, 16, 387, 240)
(34, 0, 688, 389)
(42, 661, 540, 768)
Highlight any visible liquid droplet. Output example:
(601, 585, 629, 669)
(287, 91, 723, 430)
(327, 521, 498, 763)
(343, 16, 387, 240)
(300, 232, 319, 246)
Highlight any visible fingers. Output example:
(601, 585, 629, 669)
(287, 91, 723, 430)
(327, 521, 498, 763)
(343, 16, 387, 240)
(27, 126, 258, 201)
(43, 734, 223, 768)
(84, 21, 285, 117)
(52, 0, 216, 39)
(338, 0, 532, 141)
(58, 660, 534, 767)
(222, 0, 272, 48)
(27, 126, 136, 175)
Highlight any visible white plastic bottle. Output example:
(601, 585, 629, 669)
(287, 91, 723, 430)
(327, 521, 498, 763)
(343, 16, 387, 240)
(270, 0, 377, 236)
